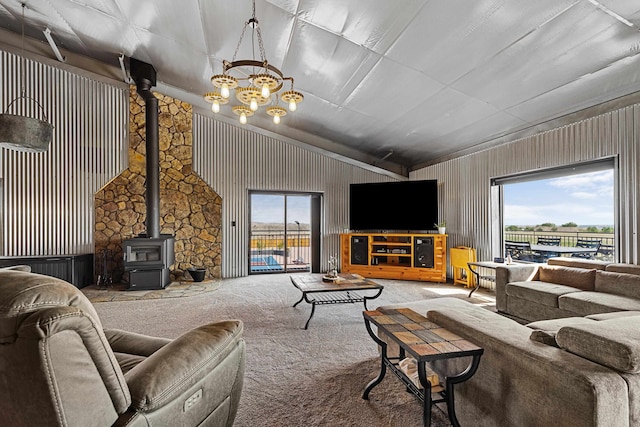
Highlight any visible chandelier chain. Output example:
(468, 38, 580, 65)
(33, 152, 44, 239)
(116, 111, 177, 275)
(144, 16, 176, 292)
(231, 23, 248, 63)
(253, 0, 267, 62)
(256, 27, 267, 63)
(20, 3, 25, 97)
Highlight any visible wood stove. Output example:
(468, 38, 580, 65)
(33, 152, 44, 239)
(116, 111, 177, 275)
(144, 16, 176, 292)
(123, 234, 175, 290)
(122, 59, 175, 291)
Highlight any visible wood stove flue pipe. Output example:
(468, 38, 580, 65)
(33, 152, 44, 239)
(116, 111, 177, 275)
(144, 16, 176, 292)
(130, 58, 160, 239)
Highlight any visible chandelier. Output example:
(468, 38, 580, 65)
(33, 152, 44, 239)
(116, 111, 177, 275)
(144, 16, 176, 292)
(204, 0, 303, 125)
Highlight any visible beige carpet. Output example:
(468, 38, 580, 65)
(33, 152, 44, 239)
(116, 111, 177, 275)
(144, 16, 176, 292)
(82, 279, 220, 302)
(93, 274, 496, 426)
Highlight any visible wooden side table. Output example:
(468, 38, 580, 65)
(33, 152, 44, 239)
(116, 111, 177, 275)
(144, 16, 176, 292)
(362, 307, 483, 427)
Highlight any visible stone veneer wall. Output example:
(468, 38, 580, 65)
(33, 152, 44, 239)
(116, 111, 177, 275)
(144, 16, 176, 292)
(94, 87, 222, 283)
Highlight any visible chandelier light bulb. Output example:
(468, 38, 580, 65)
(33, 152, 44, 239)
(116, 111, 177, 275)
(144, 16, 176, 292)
(261, 83, 270, 98)
(288, 99, 297, 111)
(211, 100, 220, 113)
(273, 114, 281, 124)
(250, 97, 258, 111)
(240, 112, 247, 124)
(221, 83, 230, 99)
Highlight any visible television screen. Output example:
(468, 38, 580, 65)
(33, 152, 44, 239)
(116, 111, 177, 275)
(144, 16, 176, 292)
(349, 180, 438, 232)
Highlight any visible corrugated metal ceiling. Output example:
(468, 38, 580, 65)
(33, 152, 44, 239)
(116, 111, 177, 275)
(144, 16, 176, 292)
(0, 0, 639, 174)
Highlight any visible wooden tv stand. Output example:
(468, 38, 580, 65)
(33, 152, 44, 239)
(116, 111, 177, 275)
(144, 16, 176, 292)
(340, 233, 447, 282)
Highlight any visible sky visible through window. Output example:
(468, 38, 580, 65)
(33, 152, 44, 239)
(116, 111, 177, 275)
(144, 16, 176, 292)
(503, 170, 614, 227)
(251, 194, 310, 225)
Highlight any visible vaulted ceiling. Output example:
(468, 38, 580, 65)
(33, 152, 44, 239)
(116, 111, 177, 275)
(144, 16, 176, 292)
(1, 0, 639, 174)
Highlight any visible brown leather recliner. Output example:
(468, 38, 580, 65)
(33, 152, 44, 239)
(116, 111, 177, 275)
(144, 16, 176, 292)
(0, 269, 245, 426)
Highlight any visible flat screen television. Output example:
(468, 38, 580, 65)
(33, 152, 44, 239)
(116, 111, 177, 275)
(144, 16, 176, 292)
(349, 179, 438, 232)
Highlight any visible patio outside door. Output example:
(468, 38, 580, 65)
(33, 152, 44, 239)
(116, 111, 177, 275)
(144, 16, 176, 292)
(249, 192, 313, 274)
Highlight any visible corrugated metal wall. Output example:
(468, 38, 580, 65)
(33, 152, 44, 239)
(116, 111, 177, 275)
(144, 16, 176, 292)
(0, 49, 128, 256)
(7, 45, 636, 278)
(411, 105, 640, 271)
(193, 113, 398, 278)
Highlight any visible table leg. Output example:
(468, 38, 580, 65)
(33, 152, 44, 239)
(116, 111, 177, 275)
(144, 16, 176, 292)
(362, 318, 388, 400)
(363, 287, 384, 310)
(418, 362, 432, 427)
(292, 293, 304, 307)
(303, 301, 316, 329)
(444, 354, 482, 427)
(467, 264, 481, 298)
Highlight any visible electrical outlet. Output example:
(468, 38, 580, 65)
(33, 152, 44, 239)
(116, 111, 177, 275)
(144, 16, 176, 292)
(183, 388, 202, 412)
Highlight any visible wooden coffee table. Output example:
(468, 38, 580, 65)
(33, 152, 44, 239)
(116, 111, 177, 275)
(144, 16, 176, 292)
(290, 273, 384, 329)
(362, 307, 483, 427)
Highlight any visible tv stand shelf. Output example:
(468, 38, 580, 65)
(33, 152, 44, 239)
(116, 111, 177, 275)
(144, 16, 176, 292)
(340, 233, 447, 282)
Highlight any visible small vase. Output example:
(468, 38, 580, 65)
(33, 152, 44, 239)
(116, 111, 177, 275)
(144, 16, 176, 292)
(438, 227, 446, 234)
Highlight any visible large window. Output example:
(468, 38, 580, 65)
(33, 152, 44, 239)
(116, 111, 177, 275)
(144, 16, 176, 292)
(492, 158, 616, 261)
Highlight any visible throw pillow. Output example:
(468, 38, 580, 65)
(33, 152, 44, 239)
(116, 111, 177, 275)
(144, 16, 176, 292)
(556, 318, 640, 373)
(529, 330, 559, 347)
(595, 270, 640, 299)
(539, 266, 596, 291)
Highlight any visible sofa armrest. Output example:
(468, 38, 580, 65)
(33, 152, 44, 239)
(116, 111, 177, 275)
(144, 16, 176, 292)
(125, 320, 244, 412)
(495, 264, 540, 312)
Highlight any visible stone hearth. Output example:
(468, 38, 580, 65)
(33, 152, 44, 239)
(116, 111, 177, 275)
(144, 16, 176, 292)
(94, 87, 222, 283)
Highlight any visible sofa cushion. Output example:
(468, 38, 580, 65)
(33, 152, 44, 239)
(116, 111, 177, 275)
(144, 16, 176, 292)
(539, 266, 596, 291)
(505, 281, 581, 307)
(547, 258, 608, 270)
(526, 317, 595, 333)
(559, 291, 640, 316)
(595, 270, 640, 299)
(605, 263, 640, 276)
(586, 311, 640, 321)
(556, 318, 640, 373)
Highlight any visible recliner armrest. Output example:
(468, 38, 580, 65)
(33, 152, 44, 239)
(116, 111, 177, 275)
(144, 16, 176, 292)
(124, 320, 243, 412)
(105, 328, 172, 357)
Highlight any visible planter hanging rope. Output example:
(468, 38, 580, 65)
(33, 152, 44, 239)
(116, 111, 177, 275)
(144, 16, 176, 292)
(0, 3, 53, 153)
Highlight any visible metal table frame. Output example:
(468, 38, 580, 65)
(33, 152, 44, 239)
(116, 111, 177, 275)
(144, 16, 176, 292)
(467, 261, 504, 297)
(291, 274, 384, 329)
(362, 308, 483, 427)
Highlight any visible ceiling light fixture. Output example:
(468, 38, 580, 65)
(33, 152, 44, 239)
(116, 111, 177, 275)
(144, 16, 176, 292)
(586, 0, 634, 27)
(204, 0, 303, 125)
(0, 3, 53, 153)
(43, 27, 66, 62)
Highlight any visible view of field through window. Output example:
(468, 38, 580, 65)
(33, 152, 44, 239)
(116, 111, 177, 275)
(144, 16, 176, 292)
(503, 169, 615, 260)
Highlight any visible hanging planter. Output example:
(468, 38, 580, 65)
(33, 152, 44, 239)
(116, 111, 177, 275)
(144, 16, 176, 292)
(0, 4, 53, 153)
(0, 95, 53, 153)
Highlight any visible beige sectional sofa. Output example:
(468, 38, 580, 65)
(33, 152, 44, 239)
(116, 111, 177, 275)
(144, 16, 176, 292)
(496, 258, 640, 322)
(378, 297, 640, 426)
(375, 257, 640, 426)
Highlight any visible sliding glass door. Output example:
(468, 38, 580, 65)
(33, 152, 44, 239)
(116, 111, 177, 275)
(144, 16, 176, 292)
(249, 192, 312, 274)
